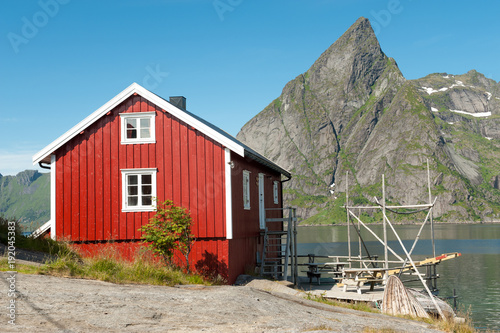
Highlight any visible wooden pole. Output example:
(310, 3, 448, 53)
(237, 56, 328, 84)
(358, 208, 362, 268)
(382, 175, 388, 271)
(384, 213, 446, 320)
(427, 159, 436, 258)
(348, 209, 404, 262)
(346, 171, 351, 262)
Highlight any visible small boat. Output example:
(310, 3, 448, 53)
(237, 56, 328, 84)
(407, 288, 455, 319)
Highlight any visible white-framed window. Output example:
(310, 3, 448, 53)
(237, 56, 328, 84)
(121, 168, 157, 212)
(273, 181, 279, 204)
(243, 170, 250, 210)
(120, 111, 156, 144)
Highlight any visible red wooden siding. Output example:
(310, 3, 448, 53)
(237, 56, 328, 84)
(71, 238, 229, 279)
(55, 95, 226, 243)
(227, 151, 284, 280)
(52, 92, 285, 284)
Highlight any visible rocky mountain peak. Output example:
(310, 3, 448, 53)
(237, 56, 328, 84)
(238, 18, 500, 223)
(305, 17, 400, 120)
(237, 17, 406, 219)
(16, 170, 43, 187)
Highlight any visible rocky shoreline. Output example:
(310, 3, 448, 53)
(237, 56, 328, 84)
(0, 270, 446, 332)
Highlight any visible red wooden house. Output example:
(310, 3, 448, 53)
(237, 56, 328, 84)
(32, 83, 291, 283)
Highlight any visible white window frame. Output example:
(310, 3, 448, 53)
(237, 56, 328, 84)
(273, 181, 279, 204)
(243, 170, 251, 210)
(121, 168, 157, 212)
(120, 111, 156, 144)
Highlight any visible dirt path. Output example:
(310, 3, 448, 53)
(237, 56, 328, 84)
(0, 271, 444, 332)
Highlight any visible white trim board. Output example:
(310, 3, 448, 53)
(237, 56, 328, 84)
(50, 154, 56, 240)
(224, 148, 233, 239)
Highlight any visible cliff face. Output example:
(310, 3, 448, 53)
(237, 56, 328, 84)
(237, 17, 500, 223)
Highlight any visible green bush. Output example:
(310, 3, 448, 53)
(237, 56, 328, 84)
(140, 200, 195, 271)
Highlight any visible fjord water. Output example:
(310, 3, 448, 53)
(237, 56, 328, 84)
(297, 224, 500, 331)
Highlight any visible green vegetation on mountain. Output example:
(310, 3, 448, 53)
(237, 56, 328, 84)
(0, 170, 50, 231)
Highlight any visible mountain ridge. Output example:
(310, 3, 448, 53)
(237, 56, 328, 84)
(237, 17, 500, 223)
(0, 170, 50, 231)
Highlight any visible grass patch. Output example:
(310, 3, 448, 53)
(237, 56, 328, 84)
(0, 217, 72, 256)
(0, 217, 215, 286)
(0, 245, 214, 286)
(305, 293, 479, 333)
(0, 258, 40, 274)
(39, 250, 210, 286)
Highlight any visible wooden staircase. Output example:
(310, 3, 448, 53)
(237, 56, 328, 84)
(259, 207, 297, 283)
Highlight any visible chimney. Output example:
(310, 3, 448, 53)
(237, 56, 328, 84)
(169, 96, 186, 110)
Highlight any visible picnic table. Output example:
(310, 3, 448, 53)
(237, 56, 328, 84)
(339, 267, 387, 294)
(304, 261, 347, 285)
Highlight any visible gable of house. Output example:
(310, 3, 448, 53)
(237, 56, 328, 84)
(32, 83, 290, 243)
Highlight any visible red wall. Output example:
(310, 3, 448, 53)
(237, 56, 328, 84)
(228, 152, 283, 282)
(72, 239, 230, 281)
(55, 94, 226, 241)
(53, 93, 285, 284)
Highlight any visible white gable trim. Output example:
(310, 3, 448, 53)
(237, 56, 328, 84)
(31, 154, 57, 239)
(33, 83, 245, 165)
(31, 220, 51, 239)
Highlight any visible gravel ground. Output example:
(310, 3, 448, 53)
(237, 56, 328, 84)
(0, 271, 444, 332)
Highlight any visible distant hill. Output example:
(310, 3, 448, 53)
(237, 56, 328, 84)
(0, 170, 50, 232)
(237, 17, 500, 223)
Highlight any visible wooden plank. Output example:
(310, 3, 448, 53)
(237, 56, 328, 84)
(118, 101, 129, 240)
(110, 106, 120, 240)
(79, 134, 88, 241)
(188, 127, 198, 236)
(156, 106, 165, 205)
(132, 94, 141, 113)
(55, 154, 64, 239)
(172, 117, 181, 204)
(134, 212, 142, 240)
(62, 146, 72, 239)
(148, 121, 156, 168)
(141, 138, 149, 168)
(140, 96, 149, 112)
(197, 133, 207, 238)
(134, 143, 141, 168)
(164, 113, 173, 200)
(205, 138, 215, 238)
(87, 128, 96, 241)
(103, 118, 111, 239)
(95, 122, 104, 240)
(71, 142, 79, 241)
(125, 129, 135, 239)
(180, 121, 189, 208)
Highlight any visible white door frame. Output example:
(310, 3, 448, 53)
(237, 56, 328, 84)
(258, 173, 265, 229)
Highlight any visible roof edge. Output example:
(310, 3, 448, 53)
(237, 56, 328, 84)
(33, 83, 141, 164)
(32, 83, 288, 178)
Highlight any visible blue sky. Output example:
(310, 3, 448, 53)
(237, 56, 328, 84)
(1, 0, 499, 176)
